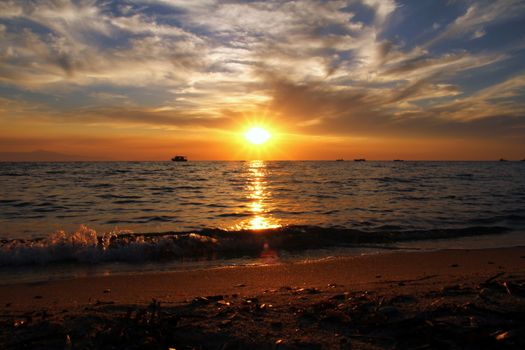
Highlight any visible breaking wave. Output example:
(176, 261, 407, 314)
(0, 224, 512, 266)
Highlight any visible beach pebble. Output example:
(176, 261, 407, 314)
(191, 296, 210, 305)
(292, 340, 322, 349)
(296, 287, 321, 294)
(220, 319, 232, 327)
(244, 297, 258, 304)
(271, 321, 283, 329)
(330, 294, 347, 301)
(468, 316, 479, 328)
(339, 337, 351, 350)
(321, 310, 350, 324)
(378, 306, 401, 320)
(493, 330, 512, 341)
(440, 284, 465, 295)
(390, 294, 417, 303)
(13, 319, 26, 327)
(65, 334, 72, 350)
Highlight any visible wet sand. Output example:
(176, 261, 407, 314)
(1, 247, 525, 349)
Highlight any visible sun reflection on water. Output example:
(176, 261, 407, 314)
(236, 160, 281, 230)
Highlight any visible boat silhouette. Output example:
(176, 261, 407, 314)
(354, 158, 366, 162)
(171, 155, 188, 162)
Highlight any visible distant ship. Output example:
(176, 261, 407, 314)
(393, 159, 404, 162)
(335, 158, 344, 162)
(354, 158, 366, 162)
(499, 158, 508, 162)
(171, 155, 188, 162)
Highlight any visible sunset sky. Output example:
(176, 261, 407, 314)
(1, 0, 525, 160)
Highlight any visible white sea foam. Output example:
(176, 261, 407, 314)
(0, 225, 218, 266)
(0, 224, 515, 266)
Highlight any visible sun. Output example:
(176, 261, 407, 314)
(245, 127, 271, 145)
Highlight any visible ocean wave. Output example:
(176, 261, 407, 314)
(86, 183, 114, 188)
(112, 200, 147, 204)
(97, 194, 142, 199)
(0, 226, 218, 266)
(468, 214, 525, 225)
(0, 224, 512, 266)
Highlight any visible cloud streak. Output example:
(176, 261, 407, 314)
(0, 0, 524, 159)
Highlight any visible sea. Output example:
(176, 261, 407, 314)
(1, 160, 524, 283)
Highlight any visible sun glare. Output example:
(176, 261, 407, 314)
(245, 127, 271, 145)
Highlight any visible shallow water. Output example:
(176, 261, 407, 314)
(0, 161, 524, 270)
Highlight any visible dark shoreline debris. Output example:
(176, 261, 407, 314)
(1, 276, 525, 349)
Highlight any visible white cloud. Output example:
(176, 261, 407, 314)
(428, 0, 525, 46)
(472, 29, 486, 39)
(0, 0, 523, 139)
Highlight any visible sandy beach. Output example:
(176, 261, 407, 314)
(2, 246, 525, 349)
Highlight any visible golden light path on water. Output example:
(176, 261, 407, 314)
(235, 160, 281, 231)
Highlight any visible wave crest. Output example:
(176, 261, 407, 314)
(0, 224, 512, 266)
(0, 225, 218, 266)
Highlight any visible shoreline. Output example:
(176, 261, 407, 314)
(2, 246, 525, 348)
(2, 246, 525, 311)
